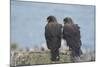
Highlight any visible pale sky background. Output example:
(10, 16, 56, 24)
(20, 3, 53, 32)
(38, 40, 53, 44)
(11, 0, 95, 51)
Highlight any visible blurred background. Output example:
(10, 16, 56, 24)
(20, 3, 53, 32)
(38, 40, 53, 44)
(10, 0, 95, 66)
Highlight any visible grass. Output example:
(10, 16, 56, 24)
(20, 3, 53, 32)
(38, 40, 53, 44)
(12, 52, 72, 66)
(11, 51, 95, 66)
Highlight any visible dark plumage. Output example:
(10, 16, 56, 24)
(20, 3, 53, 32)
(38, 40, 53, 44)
(45, 16, 62, 61)
(63, 17, 82, 57)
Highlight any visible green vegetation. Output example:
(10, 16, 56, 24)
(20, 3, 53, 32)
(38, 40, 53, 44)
(12, 52, 72, 66)
(11, 43, 18, 50)
(10, 44, 95, 66)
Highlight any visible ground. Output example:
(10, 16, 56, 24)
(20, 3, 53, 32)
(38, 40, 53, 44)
(11, 50, 95, 67)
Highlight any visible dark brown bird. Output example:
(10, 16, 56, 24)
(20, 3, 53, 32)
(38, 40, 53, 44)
(45, 16, 62, 61)
(63, 17, 82, 58)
